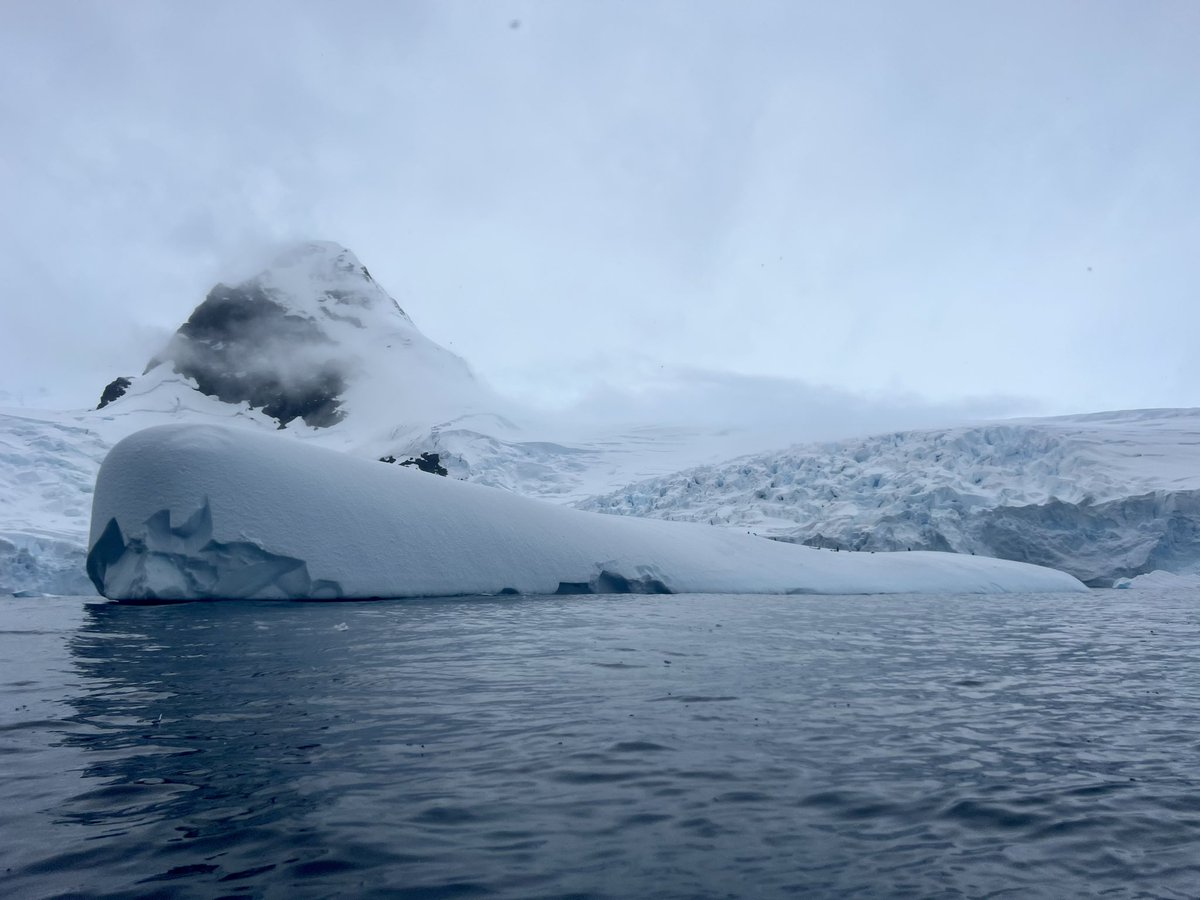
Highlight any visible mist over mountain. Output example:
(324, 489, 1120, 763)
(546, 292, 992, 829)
(1, 240, 804, 595)
(3, 239, 1198, 595)
(110, 241, 489, 431)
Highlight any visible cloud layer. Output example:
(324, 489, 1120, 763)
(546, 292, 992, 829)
(2, 1, 1197, 425)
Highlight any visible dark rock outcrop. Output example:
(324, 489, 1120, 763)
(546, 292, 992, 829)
(161, 283, 346, 428)
(380, 452, 448, 476)
(401, 452, 448, 477)
(97, 377, 133, 410)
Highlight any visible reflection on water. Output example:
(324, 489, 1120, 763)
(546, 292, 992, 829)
(3, 590, 1200, 898)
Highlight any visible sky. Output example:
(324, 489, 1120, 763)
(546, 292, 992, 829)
(2, 0, 1198, 430)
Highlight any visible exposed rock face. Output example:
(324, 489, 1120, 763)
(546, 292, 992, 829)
(158, 282, 346, 427)
(380, 452, 448, 476)
(86, 240, 489, 442)
(401, 452, 448, 476)
(96, 377, 133, 410)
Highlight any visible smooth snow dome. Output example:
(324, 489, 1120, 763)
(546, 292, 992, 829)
(86, 425, 1086, 601)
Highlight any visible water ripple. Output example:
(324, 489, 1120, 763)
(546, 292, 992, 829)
(2, 590, 1200, 897)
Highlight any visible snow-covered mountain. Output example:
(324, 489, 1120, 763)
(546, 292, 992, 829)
(5, 240, 1199, 595)
(89, 241, 772, 493)
(0, 241, 782, 594)
(578, 408, 1200, 586)
(100, 240, 494, 434)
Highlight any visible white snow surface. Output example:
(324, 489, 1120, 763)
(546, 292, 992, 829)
(4, 241, 1196, 594)
(0, 398, 775, 595)
(1, 241, 776, 594)
(579, 408, 1200, 585)
(8, 400, 1200, 594)
(86, 424, 1086, 600)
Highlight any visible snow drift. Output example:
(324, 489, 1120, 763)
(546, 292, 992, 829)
(86, 425, 1086, 601)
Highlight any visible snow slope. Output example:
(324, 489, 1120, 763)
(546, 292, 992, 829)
(0, 381, 291, 595)
(1, 400, 772, 593)
(5, 240, 1195, 595)
(0, 241, 797, 594)
(112, 240, 497, 432)
(87, 424, 1086, 600)
(579, 408, 1200, 586)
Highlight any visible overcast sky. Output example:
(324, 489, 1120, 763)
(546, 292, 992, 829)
(2, 1, 1197, 427)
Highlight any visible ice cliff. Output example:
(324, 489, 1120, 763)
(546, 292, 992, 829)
(579, 409, 1200, 587)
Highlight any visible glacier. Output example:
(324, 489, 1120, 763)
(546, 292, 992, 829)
(579, 408, 1200, 586)
(86, 425, 1086, 601)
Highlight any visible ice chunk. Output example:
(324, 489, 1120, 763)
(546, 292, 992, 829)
(87, 499, 341, 601)
(87, 424, 1088, 601)
(1112, 570, 1200, 590)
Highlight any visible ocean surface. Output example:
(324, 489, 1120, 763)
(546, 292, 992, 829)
(3, 590, 1199, 899)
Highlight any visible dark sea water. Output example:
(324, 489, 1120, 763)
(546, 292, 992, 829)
(3, 590, 1200, 899)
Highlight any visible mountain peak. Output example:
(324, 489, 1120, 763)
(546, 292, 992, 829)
(125, 241, 479, 429)
(245, 240, 411, 324)
(265, 240, 373, 286)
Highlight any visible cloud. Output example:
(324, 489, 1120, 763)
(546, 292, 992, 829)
(553, 365, 1036, 445)
(1, 1, 1197, 417)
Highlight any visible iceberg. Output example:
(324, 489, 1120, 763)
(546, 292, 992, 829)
(1113, 570, 1200, 590)
(86, 425, 1087, 601)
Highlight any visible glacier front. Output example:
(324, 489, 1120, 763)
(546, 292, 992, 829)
(86, 425, 1086, 600)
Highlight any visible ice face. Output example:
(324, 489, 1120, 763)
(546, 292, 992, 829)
(87, 501, 342, 601)
(578, 409, 1200, 586)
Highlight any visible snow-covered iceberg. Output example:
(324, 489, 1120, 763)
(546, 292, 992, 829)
(86, 425, 1086, 600)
